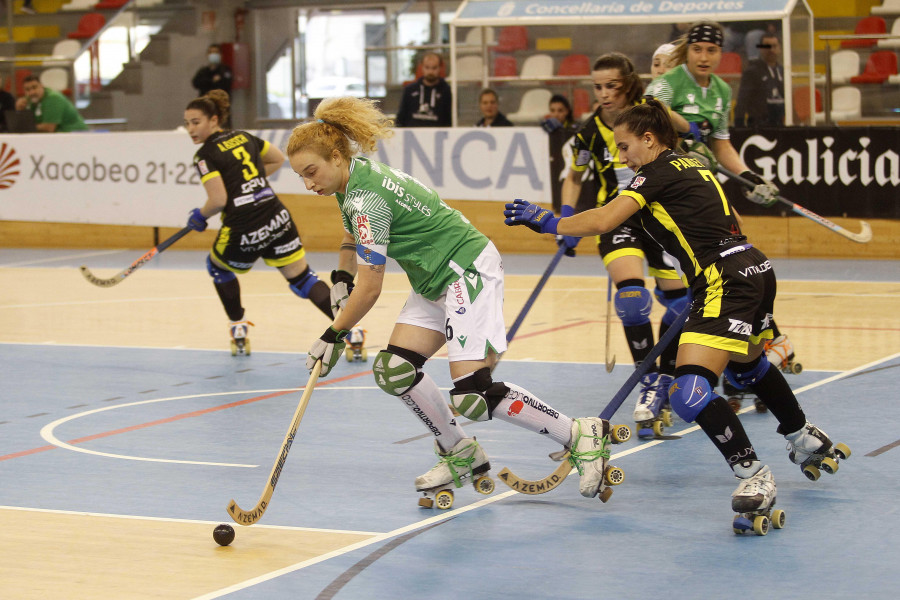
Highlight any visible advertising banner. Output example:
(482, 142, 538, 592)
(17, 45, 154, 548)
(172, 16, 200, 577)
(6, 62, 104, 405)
(0, 127, 550, 227)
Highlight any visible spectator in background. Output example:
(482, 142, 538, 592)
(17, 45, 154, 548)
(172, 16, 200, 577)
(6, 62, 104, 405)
(650, 43, 677, 78)
(475, 88, 512, 127)
(15, 75, 86, 132)
(395, 52, 452, 127)
(0, 75, 16, 132)
(543, 94, 584, 215)
(734, 32, 785, 127)
(192, 44, 233, 97)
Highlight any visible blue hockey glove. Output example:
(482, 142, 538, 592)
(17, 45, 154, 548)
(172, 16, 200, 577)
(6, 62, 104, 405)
(682, 119, 712, 144)
(186, 208, 208, 232)
(541, 117, 563, 133)
(503, 199, 559, 235)
(306, 326, 349, 377)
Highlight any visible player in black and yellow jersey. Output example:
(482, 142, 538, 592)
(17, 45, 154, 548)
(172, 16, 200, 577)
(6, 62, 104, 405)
(184, 90, 334, 353)
(506, 98, 848, 524)
(560, 52, 690, 432)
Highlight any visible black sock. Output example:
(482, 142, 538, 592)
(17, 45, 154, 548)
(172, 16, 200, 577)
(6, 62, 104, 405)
(215, 278, 244, 322)
(745, 362, 806, 433)
(307, 281, 334, 319)
(657, 321, 679, 375)
(695, 396, 759, 468)
(623, 323, 656, 367)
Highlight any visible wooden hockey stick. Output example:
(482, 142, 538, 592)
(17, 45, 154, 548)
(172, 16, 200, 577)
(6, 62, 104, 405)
(80, 226, 193, 287)
(506, 244, 567, 343)
(604, 277, 616, 373)
(498, 452, 573, 495)
(227, 359, 323, 526)
(718, 166, 872, 244)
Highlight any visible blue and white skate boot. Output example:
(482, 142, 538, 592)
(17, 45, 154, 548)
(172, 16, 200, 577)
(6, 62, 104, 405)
(633, 373, 669, 438)
(731, 465, 784, 536)
(780, 422, 851, 481)
(229, 320, 254, 356)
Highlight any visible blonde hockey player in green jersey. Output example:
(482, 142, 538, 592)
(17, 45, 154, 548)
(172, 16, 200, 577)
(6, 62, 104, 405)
(286, 96, 625, 506)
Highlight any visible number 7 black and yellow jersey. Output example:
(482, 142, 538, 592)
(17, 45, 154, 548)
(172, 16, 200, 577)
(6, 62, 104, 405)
(617, 150, 747, 282)
(193, 130, 280, 229)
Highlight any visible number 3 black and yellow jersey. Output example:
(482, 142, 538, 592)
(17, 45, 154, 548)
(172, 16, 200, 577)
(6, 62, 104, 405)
(193, 130, 280, 230)
(618, 150, 747, 282)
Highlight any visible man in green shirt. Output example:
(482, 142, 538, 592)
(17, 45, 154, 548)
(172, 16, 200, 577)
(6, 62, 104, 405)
(16, 75, 87, 132)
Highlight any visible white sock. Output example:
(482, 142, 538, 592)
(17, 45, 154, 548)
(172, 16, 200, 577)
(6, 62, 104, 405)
(491, 382, 573, 446)
(399, 372, 465, 451)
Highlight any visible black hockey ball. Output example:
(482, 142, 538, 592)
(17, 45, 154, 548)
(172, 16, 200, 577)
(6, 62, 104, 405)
(213, 523, 235, 546)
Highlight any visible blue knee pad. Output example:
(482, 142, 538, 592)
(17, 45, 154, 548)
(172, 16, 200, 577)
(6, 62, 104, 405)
(615, 286, 653, 326)
(724, 358, 771, 391)
(206, 255, 236, 284)
(289, 267, 320, 299)
(668, 374, 714, 423)
(656, 290, 690, 327)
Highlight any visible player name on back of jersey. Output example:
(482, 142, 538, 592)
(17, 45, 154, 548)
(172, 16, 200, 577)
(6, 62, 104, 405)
(217, 133, 250, 152)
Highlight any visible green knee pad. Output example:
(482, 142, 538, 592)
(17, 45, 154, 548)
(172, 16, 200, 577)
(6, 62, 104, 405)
(451, 391, 491, 422)
(373, 350, 419, 395)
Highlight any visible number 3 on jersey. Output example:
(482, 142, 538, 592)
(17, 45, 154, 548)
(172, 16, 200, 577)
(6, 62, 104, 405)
(233, 146, 259, 181)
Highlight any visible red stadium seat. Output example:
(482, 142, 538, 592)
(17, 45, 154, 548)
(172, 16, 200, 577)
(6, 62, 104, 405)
(841, 16, 886, 48)
(493, 55, 517, 77)
(558, 54, 591, 77)
(715, 52, 743, 75)
(573, 87, 593, 119)
(494, 26, 527, 52)
(850, 50, 897, 83)
(95, 0, 130, 8)
(68, 13, 106, 39)
(793, 86, 822, 122)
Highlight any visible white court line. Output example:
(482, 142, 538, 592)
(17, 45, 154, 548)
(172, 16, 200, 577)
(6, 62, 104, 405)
(0, 505, 380, 536)
(0, 249, 125, 268)
(38, 386, 403, 468)
(193, 349, 900, 600)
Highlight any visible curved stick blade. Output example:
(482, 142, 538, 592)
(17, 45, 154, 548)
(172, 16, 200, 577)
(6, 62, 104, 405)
(80, 265, 122, 288)
(851, 220, 873, 243)
(227, 497, 269, 526)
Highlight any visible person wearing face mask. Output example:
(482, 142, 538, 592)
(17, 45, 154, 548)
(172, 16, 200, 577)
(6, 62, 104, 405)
(192, 44, 233, 97)
(395, 52, 452, 127)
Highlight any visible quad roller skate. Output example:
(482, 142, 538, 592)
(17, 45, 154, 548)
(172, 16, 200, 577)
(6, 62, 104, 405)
(229, 320, 254, 356)
(731, 465, 785, 536)
(633, 373, 674, 439)
(765, 335, 802, 374)
(416, 438, 494, 510)
(722, 376, 767, 414)
(568, 417, 626, 502)
(780, 422, 851, 481)
(344, 325, 367, 362)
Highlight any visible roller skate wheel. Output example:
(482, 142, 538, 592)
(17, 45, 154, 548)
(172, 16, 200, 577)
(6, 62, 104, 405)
(820, 456, 839, 475)
(803, 463, 821, 481)
(652, 421, 664, 437)
(754, 399, 768, 413)
(474, 475, 494, 495)
(790, 362, 803, 375)
(834, 443, 851, 460)
(771, 509, 786, 529)
(727, 397, 742, 413)
(243, 339, 251, 356)
(361, 348, 368, 361)
(434, 490, 454, 510)
(732, 515, 752, 534)
(230, 340, 238, 356)
(604, 465, 625, 486)
(752, 515, 770, 536)
(345, 348, 354, 362)
(662, 410, 673, 428)
(418, 495, 434, 509)
(611, 424, 631, 444)
(598, 487, 613, 503)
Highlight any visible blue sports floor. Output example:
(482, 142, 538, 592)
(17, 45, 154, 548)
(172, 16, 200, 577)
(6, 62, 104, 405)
(1, 249, 899, 599)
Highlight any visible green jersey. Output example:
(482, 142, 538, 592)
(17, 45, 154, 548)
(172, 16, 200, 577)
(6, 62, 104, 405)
(646, 64, 732, 140)
(336, 157, 489, 301)
(28, 88, 87, 132)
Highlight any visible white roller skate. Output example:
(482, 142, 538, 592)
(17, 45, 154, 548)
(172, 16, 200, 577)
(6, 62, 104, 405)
(567, 417, 625, 502)
(765, 334, 802, 374)
(780, 422, 851, 481)
(633, 373, 673, 439)
(344, 325, 367, 362)
(416, 437, 494, 510)
(229, 320, 254, 356)
(731, 465, 784, 536)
